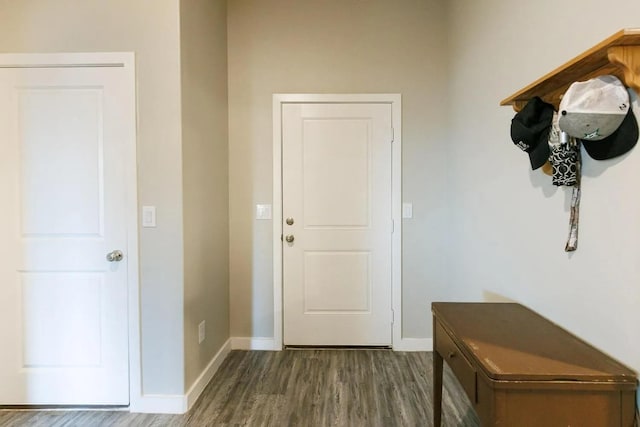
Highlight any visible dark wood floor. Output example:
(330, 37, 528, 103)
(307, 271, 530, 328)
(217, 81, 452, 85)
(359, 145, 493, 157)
(0, 350, 479, 426)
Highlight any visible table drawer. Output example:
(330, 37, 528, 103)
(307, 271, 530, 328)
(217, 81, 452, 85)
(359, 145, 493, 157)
(435, 321, 476, 403)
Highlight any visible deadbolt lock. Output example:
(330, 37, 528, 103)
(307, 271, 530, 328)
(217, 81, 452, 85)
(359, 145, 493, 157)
(286, 217, 294, 226)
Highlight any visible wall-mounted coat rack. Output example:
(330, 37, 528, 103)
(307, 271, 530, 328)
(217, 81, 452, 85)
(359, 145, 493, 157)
(500, 28, 640, 252)
(501, 28, 640, 112)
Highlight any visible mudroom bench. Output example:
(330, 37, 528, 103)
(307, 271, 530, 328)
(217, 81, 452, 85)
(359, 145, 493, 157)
(432, 302, 638, 427)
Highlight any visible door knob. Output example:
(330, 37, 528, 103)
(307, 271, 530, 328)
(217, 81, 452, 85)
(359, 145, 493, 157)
(285, 235, 295, 243)
(286, 217, 294, 226)
(106, 250, 124, 262)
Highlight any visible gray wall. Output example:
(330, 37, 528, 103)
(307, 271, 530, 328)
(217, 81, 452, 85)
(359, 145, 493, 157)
(180, 0, 230, 389)
(446, 0, 640, 381)
(227, 0, 450, 339)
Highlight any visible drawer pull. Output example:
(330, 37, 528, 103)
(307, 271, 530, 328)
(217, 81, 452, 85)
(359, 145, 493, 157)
(448, 351, 456, 359)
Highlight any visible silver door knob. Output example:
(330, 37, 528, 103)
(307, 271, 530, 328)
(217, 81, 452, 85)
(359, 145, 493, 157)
(285, 235, 294, 243)
(106, 250, 124, 262)
(286, 217, 294, 226)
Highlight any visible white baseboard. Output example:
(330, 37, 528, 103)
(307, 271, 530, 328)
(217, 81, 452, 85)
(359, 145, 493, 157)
(393, 338, 433, 352)
(185, 338, 232, 411)
(131, 393, 187, 414)
(231, 337, 280, 350)
(131, 338, 232, 414)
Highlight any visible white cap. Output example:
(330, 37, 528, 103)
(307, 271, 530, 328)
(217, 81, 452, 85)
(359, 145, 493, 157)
(558, 75, 629, 141)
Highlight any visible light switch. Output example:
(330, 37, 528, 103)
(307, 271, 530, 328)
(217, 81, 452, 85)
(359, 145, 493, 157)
(256, 204, 272, 220)
(402, 203, 413, 219)
(142, 206, 156, 227)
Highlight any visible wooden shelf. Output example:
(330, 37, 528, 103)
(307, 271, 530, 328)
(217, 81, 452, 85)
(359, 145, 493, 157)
(501, 28, 640, 111)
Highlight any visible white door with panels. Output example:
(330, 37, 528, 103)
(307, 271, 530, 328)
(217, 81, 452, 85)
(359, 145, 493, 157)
(0, 59, 134, 405)
(282, 102, 393, 346)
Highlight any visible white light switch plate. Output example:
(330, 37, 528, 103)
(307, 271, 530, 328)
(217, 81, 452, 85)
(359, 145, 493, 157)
(402, 203, 413, 219)
(142, 206, 157, 227)
(256, 204, 272, 220)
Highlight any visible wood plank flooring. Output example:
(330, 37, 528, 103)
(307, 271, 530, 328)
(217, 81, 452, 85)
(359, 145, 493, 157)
(0, 350, 479, 426)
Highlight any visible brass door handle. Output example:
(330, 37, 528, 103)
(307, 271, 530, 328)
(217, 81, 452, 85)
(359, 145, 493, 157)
(285, 235, 294, 243)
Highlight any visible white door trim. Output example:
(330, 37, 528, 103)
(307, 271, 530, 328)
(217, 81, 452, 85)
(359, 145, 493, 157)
(273, 94, 402, 350)
(0, 52, 141, 407)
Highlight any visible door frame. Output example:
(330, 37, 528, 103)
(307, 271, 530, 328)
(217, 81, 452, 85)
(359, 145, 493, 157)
(0, 52, 140, 406)
(272, 93, 402, 350)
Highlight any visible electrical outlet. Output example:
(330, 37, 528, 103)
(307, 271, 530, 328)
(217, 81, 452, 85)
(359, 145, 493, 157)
(198, 321, 205, 344)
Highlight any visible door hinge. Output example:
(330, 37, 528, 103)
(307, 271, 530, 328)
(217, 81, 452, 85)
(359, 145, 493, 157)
(391, 309, 395, 324)
(391, 219, 395, 234)
(391, 127, 394, 143)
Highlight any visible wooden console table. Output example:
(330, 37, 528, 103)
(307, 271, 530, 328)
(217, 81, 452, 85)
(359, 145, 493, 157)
(433, 302, 638, 427)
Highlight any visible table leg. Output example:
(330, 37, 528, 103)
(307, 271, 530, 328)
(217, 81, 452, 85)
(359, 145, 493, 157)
(434, 348, 443, 427)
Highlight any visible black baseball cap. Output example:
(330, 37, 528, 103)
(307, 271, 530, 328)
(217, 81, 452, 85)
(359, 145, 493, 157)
(581, 103, 638, 160)
(510, 97, 555, 169)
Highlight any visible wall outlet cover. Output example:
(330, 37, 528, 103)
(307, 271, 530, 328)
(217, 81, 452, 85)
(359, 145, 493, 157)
(198, 321, 205, 344)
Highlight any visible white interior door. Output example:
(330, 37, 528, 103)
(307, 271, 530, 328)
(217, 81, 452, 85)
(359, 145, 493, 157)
(282, 102, 393, 346)
(0, 63, 132, 405)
